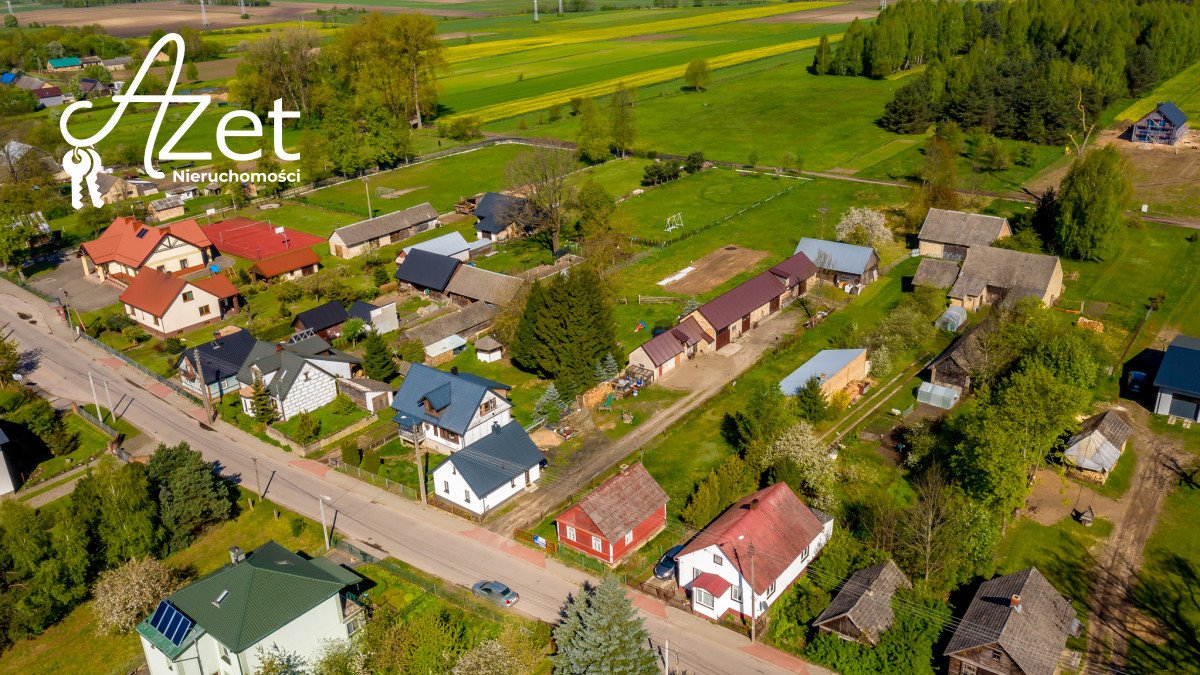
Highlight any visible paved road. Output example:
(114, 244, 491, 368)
(0, 279, 824, 675)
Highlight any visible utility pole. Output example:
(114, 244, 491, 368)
(87, 371, 101, 419)
(363, 176, 372, 220)
(402, 415, 427, 505)
(252, 456, 263, 498)
(193, 348, 214, 422)
(103, 380, 114, 422)
(533, 0, 539, 22)
(558, 0, 563, 14)
(318, 496, 331, 551)
(749, 541, 757, 643)
(663, 639, 669, 675)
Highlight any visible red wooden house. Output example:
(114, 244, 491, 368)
(556, 464, 668, 566)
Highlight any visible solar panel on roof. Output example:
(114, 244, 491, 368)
(148, 600, 194, 646)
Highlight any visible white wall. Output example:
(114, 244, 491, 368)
(368, 303, 400, 334)
(143, 236, 207, 273)
(422, 391, 512, 453)
(279, 363, 339, 422)
(433, 460, 541, 515)
(0, 447, 17, 496)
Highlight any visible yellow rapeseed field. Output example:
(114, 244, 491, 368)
(457, 33, 842, 123)
(445, 2, 844, 64)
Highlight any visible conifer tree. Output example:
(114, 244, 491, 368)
(794, 375, 831, 423)
(362, 332, 397, 381)
(552, 575, 658, 675)
(250, 374, 278, 424)
(811, 34, 832, 75)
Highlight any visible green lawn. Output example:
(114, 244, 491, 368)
(855, 136, 1068, 194)
(1116, 59, 1200, 122)
(0, 490, 325, 674)
(273, 404, 370, 443)
(22, 414, 110, 486)
(593, 385, 687, 441)
(1088, 443, 1138, 500)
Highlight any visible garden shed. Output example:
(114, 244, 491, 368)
(917, 381, 960, 410)
(935, 306, 967, 332)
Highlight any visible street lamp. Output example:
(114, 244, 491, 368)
(318, 495, 332, 551)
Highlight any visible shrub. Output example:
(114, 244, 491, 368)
(93, 558, 177, 634)
(278, 304, 292, 319)
(276, 280, 302, 303)
(441, 116, 483, 141)
(396, 339, 426, 363)
(340, 439, 361, 467)
(121, 324, 149, 343)
(289, 516, 306, 537)
(372, 266, 391, 286)
(330, 394, 357, 416)
(292, 413, 320, 444)
(161, 337, 185, 354)
(360, 451, 382, 474)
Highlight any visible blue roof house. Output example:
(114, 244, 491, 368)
(391, 363, 513, 452)
(794, 238, 880, 287)
(431, 420, 546, 516)
(1153, 335, 1200, 421)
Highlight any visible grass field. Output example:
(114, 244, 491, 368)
(855, 135, 1068, 193)
(1116, 59, 1200, 122)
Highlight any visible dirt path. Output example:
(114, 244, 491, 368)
(1085, 406, 1181, 671)
(485, 311, 802, 535)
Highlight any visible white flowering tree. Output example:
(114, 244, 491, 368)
(835, 207, 893, 249)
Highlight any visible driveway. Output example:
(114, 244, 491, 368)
(485, 309, 803, 536)
(28, 253, 121, 313)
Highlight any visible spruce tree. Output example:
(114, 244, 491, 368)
(362, 332, 397, 381)
(602, 353, 620, 380)
(795, 375, 831, 423)
(251, 374, 278, 424)
(552, 575, 658, 675)
(511, 281, 547, 373)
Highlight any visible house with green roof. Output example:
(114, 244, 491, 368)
(47, 56, 82, 71)
(137, 541, 364, 675)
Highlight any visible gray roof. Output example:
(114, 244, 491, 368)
(175, 328, 258, 386)
(780, 349, 865, 395)
(434, 421, 545, 497)
(944, 567, 1076, 675)
(950, 246, 1060, 301)
(919, 209, 1009, 248)
(395, 249, 460, 292)
(813, 561, 912, 644)
(405, 302, 497, 346)
(402, 231, 471, 258)
(794, 238, 877, 276)
(1065, 410, 1132, 473)
(235, 338, 359, 402)
(150, 195, 185, 211)
(331, 202, 438, 248)
(475, 336, 502, 352)
(342, 377, 394, 393)
(1153, 334, 1200, 396)
(1152, 101, 1187, 127)
(913, 258, 961, 289)
(294, 300, 349, 333)
(390, 363, 510, 436)
(444, 265, 524, 306)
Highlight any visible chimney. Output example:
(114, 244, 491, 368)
(229, 546, 244, 565)
(451, 366, 459, 376)
(1010, 595, 1022, 612)
(620, 463, 629, 475)
(749, 498, 760, 511)
(492, 421, 501, 434)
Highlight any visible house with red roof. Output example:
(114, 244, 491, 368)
(80, 216, 216, 284)
(556, 464, 668, 566)
(119, 268, 241, 337)
(628, 251, 816, 380)
(674, 483, 833, 623)
(249, 248, 321, 281)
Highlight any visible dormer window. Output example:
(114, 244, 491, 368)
(480, 398, 497, 415)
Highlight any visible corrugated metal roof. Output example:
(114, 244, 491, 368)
(474, 193, 526, 234)
(794, 238, 877, 275)
(175, 328, 257, 386)
(780, 349, 865, 395)
(403, 231, 471, 258)
(435, 420, 545, 497)
(390, 363, 507, 435)
(696, 270, 786, 331)
(394, 249, 460, 292)
(1153, 334, 1200, 396)
(1154, 101, 1188, 127)
(294, 300, 349, 333)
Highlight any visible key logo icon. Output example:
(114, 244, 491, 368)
(61, 146, 104, 210)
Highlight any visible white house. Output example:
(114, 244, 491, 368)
(137, 541, 365, 675)
(119, 269, 241, 337)
(236, 336, 360, 422)
(431, 420, 546, 515)
(348, 300, 400, 335)
(675, 483, 833, 624)
(390, 364, 513, 453)
(0, 428, 17, 497)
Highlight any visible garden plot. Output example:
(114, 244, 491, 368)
(663, 245, 769, 295)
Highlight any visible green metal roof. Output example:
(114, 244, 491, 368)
(144, 541, 359, 654)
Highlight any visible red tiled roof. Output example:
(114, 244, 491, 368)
(190, 274, 239, 299)
(250, 248, 321, 278)
(81, 217, 211, 269)
(691, 572, 732, 598)
(118, 267, 187, 317)
(769, 251, 818, 288)
(696, 270, 786, 331)
(35, 86, 62, 98)
(679, 483, 826, 595)
(557, 464, 667, 542)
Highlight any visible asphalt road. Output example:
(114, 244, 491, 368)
(0, 279, 823, 675)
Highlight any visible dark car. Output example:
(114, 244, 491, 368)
(653, 545, 685, 580)
(1127, 371, 1146, 394)
(472, 580, 519, 607)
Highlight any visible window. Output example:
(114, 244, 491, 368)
(713, 554, 723, 566)
(694, 588, 714, 610)
(157, 265, 166, 272)
(991, 650, 1003, 661)
(182, 291, 194, 302)
(179, 259, 189, 270)
(464, 490, 471, 504)
(565, 526, 576, 541)
(442, 481, 449, 494)
(731, 585, 742, 603)
(960, 664, 977, 675)
(511, 477, 516, 488)
(591, 536, 602, 552)
(624, 531, 634, 545)
(800, 545, 810, 562)
(766, 581, 776, 597)
(480, 398, 497, 415)
(437, 427, 460, 443)
(693, 568, 702, 581)
(153, 316, 160, 326)
(451, 466, 457, 475)
(199, 305, 211, 316)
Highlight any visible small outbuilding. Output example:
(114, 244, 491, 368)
(813, 560, 912, 645)
(794, 238, 879, 287)
(780, 348, 869, 398)
(935, 305, 968, 332)
(917, 381, 960, 410)
(475, 336, 503, 362)
(1063, 410, 1133, 480)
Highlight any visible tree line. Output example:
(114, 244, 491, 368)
(0, 443, 232, 653)
(815, 0, 1200, 144)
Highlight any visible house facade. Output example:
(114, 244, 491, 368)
(1132, 101, 1188, 145)
(794, 238, 879, 287)
(676, 484, 833, 623)
(627, 316, 711, 381)
(137, 541, 364, 675)
(328, 202, 439, 259)
(236, 337, 360, 422)
(431, 420, 546, 515)
(391, 364, 513, 453)
(81, 216, 214, 282)
(556, 463, 668, 565)
(176, 327, 257, 401)
(1153, 334, 1200, 421)
(120, 270, 240, 337)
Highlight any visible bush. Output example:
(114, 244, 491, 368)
(93, 558, 176, 634)
(441, 116, 482, 141)
(121, 324, 149, 343)
(330, 393, 357, 416)
(684, 151, 705, 173)
(161, 337, 185, 354)
(292, 413, 320, 444)
(276, 281, 302, 303)
(279, 304, 292, 319)
(372, 266, 391, 286)
(360, 451, 381, 474)
(396, 339, 426, 363)
(340, 439, 361, 467)
(289, 516, 306, 537)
